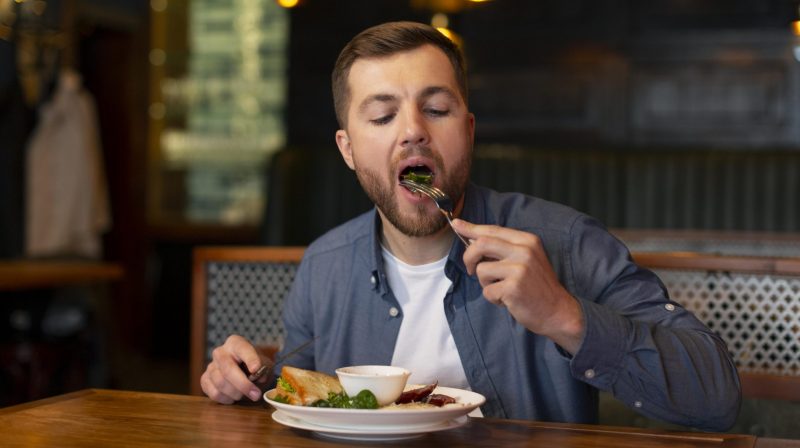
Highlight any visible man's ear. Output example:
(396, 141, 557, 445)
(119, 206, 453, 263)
(335, 130, 355, 170)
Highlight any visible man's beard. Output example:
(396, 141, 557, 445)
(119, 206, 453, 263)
(352, 147, 471, 238)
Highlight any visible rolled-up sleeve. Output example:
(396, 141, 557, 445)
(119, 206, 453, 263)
(566, 216, 741, 431)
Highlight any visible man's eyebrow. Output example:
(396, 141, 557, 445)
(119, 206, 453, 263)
(358, 94, 396, 113)
(420, 86, 459, 101)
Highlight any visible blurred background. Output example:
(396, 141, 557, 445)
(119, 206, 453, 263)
(1, 0, 799, 432)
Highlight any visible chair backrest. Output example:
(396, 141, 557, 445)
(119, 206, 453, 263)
(190, 246, 305, 396)
(189, 245, 800, 417)
(632, 251, 800, 402)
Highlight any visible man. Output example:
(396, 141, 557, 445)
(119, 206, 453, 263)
(201, 21, 740, 430)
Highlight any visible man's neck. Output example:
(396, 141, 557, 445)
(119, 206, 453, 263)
(378, 214, 453, 266)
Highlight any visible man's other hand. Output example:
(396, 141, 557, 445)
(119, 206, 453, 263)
(200, 334, 266, 404)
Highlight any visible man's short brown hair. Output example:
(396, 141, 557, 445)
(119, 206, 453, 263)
(331, 21, 468, 129)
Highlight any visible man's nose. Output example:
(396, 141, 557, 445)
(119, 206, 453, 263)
(400, 109, 430, 147)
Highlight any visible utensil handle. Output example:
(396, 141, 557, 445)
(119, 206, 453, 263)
(443, 211, 470, 247)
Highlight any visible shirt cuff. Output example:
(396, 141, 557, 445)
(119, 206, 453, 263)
(568, 298, 631, 390)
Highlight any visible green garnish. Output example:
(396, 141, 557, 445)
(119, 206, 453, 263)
(309, 390, 379, 409)
(272, 394, 290, 404)
(277, 377, 295, 393)
(402, 170, 433, 185)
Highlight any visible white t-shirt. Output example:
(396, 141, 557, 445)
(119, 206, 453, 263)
(382, 246, 471, 390)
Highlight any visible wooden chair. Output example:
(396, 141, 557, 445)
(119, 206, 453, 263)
(599, 251, 800, 437)
(190, 246, 305, 396)
(189, 244, 800, 435)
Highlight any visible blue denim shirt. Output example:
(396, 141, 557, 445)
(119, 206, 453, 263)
(274, 184, 740, 431)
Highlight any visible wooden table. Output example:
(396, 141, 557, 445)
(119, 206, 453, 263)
(0, 389, 775, 447)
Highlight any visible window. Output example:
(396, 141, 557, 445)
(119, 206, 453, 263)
(149, 0, 288, 226)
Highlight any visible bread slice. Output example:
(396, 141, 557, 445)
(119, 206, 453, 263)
(274, 366, 342, 405)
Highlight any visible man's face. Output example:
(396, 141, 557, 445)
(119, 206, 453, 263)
(335, 44, 475, 238)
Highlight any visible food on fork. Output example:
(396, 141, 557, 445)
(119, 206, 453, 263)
(401, 167, 433, 185)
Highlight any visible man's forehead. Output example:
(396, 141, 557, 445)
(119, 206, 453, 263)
(350, 44, 450, 70)
(347, 46, 460, 102)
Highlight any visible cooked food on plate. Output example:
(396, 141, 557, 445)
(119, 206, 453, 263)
(270, 365, 344, 406)
(394, 383, 456, 407)
(267, 366, 458, 410)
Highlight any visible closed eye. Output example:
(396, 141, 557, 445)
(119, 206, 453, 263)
(370, 114, 395, 125)
(425, 108, 449, 117)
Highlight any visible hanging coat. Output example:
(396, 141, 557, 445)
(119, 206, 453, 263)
(25, 69, 111, 259)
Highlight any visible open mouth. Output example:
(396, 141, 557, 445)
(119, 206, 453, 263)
(399, 164, 434, 185)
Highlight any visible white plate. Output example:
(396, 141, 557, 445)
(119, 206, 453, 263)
(272, 410, 468, 441)
(264, 386, 485, 431)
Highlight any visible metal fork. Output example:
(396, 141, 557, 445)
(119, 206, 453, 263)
(400, 179, 470, 247)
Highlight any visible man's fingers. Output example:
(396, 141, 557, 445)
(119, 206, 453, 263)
(454, 219, 543, 276)
(224, 335, 263, 375)
(202, 381, 234, 405)
(451, 218, 492, 239)
(219, 358, 262, 401)
(462, 234, 520, 275)
(211, 339, 263, 401)
(452, 219, 538, 246)
(473, 259, 504, 288)
(481, 281, 507, 306)
(201, 367, 236, 404)
(199, 335, 266, 404)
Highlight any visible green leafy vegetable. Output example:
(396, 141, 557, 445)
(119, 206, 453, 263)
(310, 390, 379, 409)
(277, 377, 295, 393)
(402, 171, 433, 185)
(272, 394, 290, 404)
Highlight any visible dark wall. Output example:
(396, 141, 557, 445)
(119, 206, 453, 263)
(286, 1, 427, 147)
(462, 0, 800, 147)
(273, 0, 800, 238)
(0, 40, 33, 258)
(285, 0, 800, 150)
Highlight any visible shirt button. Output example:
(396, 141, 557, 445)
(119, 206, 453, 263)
(584, 369, 595, 379)
(634, 400, 643, 408)
(389, 307, 399, 317)
(664, 303, 675, 311)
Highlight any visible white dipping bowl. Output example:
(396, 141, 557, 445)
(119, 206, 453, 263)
(335, 365, 411, 407)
